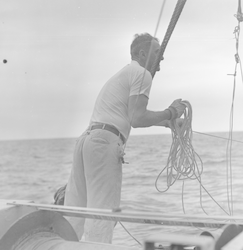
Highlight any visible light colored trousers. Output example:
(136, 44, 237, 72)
(64, 128, 124, 243)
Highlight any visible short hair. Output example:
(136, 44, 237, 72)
(130, 33, 159, 59)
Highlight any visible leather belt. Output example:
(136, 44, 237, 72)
(90, 123, 125, 144)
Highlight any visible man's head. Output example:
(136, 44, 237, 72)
(130, 33, 162, 73)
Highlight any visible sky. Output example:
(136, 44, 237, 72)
(0, 0, 243, 140)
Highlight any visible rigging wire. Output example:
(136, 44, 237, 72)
(119, 222, 142, 246)
(192, 130, 243, 144)
(225, 0, 243, 216)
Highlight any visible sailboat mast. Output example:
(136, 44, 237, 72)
(151, 0, 187, 79)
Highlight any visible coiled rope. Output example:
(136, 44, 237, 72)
(155, 101, 231, 217)
(155, 101, 203, 192)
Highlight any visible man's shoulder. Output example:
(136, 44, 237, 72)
(129, 60, 142, 70)
(127, 61, 150, 76)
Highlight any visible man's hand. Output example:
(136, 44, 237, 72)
(168, 99, 186, 119)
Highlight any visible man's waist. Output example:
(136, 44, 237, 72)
(90, 123, 126, 144)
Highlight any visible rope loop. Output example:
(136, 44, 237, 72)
(155, 101, 203, 192)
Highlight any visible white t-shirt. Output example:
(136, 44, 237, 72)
(89, 60, 152, 141)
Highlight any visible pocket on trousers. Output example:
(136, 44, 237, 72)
(91, 137, 109, 145)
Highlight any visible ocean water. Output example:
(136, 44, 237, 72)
(0, 131, 243, 247)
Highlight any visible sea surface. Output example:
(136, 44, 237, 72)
(1, 131, 243, 247)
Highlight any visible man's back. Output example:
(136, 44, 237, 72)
(90, 60, 152, 140)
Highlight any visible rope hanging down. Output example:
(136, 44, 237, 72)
(151, 0, 187, 78)
(155, 101, 203, 193)
(155, 102, 232, 216)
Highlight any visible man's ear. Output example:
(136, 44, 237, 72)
(138, 49, 146, 59)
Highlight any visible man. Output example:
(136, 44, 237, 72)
(64, 33, 186, 243)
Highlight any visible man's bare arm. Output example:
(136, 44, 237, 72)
(128, 94, 171, 128)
